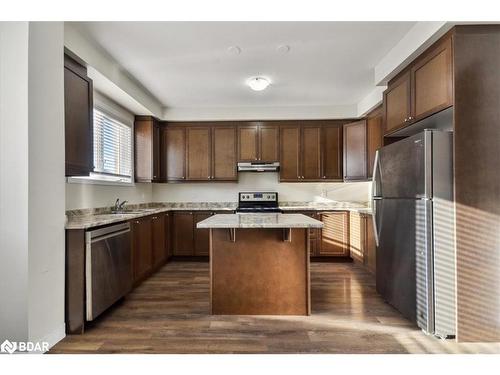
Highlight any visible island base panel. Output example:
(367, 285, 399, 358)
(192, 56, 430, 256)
(210, 228, 310, 315)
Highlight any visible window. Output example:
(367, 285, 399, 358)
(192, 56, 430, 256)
(92, 108, 132, 182)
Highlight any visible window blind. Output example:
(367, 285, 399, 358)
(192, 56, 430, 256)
(93, 108, 132, 177)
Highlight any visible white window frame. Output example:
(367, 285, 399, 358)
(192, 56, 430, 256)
(67, 92, 135, 186)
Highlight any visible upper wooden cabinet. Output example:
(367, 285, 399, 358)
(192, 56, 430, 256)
(163, 123, 237, 182)
(411, 37, 453, 120)
(165, 126, 186, 181)
(280, 124, 302, 181)
(238, 123, 279, 162)
(366, 106, 383, 178)
(64, 54, 93, 177)
(383, 35, 453, 135)
(134, 116, 162, 182)
(212, 126, 237, 180)
(384, 71, 412, 134)
(343, 120, 367, 181)
(186, 127, 212, 180)
(322, 125, 343, 180)
(280, 121, 344, 182)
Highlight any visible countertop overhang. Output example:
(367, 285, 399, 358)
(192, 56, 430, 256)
(196, 213, 324, 229)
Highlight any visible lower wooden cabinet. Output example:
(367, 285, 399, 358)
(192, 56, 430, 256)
(131, 216, 153, 282)
(172, 212, 195, 255)
(194, 212, 212, 256)
(348, 212, 376, 274)
(319, 211, 350, 257)
(152, 213, 168, 268)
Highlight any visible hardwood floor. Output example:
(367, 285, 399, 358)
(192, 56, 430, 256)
(50, 261, 500, 354)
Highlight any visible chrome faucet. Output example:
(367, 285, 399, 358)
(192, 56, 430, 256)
(114, 199, 128, 212)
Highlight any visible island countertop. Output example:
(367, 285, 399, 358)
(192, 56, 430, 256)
(196, 213, 324, 229)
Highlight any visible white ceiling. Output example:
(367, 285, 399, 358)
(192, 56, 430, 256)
(72, 22, 416, 117)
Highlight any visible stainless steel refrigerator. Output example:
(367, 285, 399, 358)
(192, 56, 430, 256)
(372, 129, 456, 338)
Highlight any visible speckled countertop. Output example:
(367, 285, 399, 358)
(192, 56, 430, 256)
(65, 201, 371, 230)
(197, 213, 324, 229)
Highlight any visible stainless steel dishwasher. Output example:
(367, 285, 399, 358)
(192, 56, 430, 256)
(85, 222, 132, 321)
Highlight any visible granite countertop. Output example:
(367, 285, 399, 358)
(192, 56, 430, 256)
(65, 201, 371, 230)
(196, 213, 324, 229)
(65, 202, 237, 230)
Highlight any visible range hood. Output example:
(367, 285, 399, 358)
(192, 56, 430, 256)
(237, 162, 280, 172)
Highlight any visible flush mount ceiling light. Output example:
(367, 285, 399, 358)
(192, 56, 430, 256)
(247, 77, 270, 91)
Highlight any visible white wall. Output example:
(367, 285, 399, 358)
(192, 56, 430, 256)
(0, 22, 66, 349)
(27, 22, 66, 347)
(0, 21, 30, 343)
(153, 173, 371, 203)
(66, 182, 153, 210)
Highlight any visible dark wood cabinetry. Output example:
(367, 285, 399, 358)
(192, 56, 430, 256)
(318, 211, 350, 257)
(134, 116, 162, 182)
(152, 213, 168, 269)
(366, 106, 383, 178)
(132, 216, 153, 282)
(64, 54, 93, 177)
(322, 125, 343, 180)
(343, 120, 367, 181)
(238, 123, 279, 162)
(384, 71, 412, 134)
(212, 126, 237, 180)
(349, 212, 376, 273)
(186, 127, 212, 180)
(172, 212, 195, 255)
(383, 35, 453, 135)
(280, 121, 344, 182)
(194, 212, 212, 256)
(165, 126, 186, 181)
(164, 123, 237, 182)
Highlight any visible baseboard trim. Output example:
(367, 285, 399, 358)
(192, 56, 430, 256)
(31, 323, 66, 353)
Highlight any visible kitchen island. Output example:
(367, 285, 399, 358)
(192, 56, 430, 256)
(197, 213, 323, 315)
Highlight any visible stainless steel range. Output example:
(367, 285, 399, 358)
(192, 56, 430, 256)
(236, 192, 282, 213)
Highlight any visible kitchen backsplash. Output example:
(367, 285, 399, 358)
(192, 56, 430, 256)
(66, 173, 371, 210)
(152, 173, 371, 204)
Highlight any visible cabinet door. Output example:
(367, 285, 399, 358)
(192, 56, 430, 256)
(165, 212, 171, 258)
(132, 217, 153, 282)
(349, 212, 364, 263)
(322, 125, 343, 180)
(366, 106, 383, 178)
(280, 125, 301, 181)
(384, 71, 411, 134)
(259, 125, 279, 162)
(64, 55, 93, 177)
(238, 125, 259, 161)
(152, 122, 161, 182)
(166, 127, 186, 181)
(186, 127, 211, 180)
(212, 126, 237, 180)
(343, 120, 367, 181)
(152, 214, 167, 268)
(302, 126, 322, 180)
(172, 212, 194, 255)
(135, 117, 160, 182)
(319, 212, 349, 256)
(194, 212, 212, 256)
(364, 214, 376, 274)
(412, 37, 453, 121)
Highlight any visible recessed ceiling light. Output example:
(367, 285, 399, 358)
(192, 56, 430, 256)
(227, 46, 241, 55)
(247, 77, 270, 91)
(277, 44, 290, 54)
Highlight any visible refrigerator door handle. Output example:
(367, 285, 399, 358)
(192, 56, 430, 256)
(372, 150, 381, 247)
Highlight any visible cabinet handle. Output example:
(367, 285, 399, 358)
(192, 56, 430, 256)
(408, 116, 413, 120)
(322, 176, 326, 179)
(403, 118, 408, 122)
